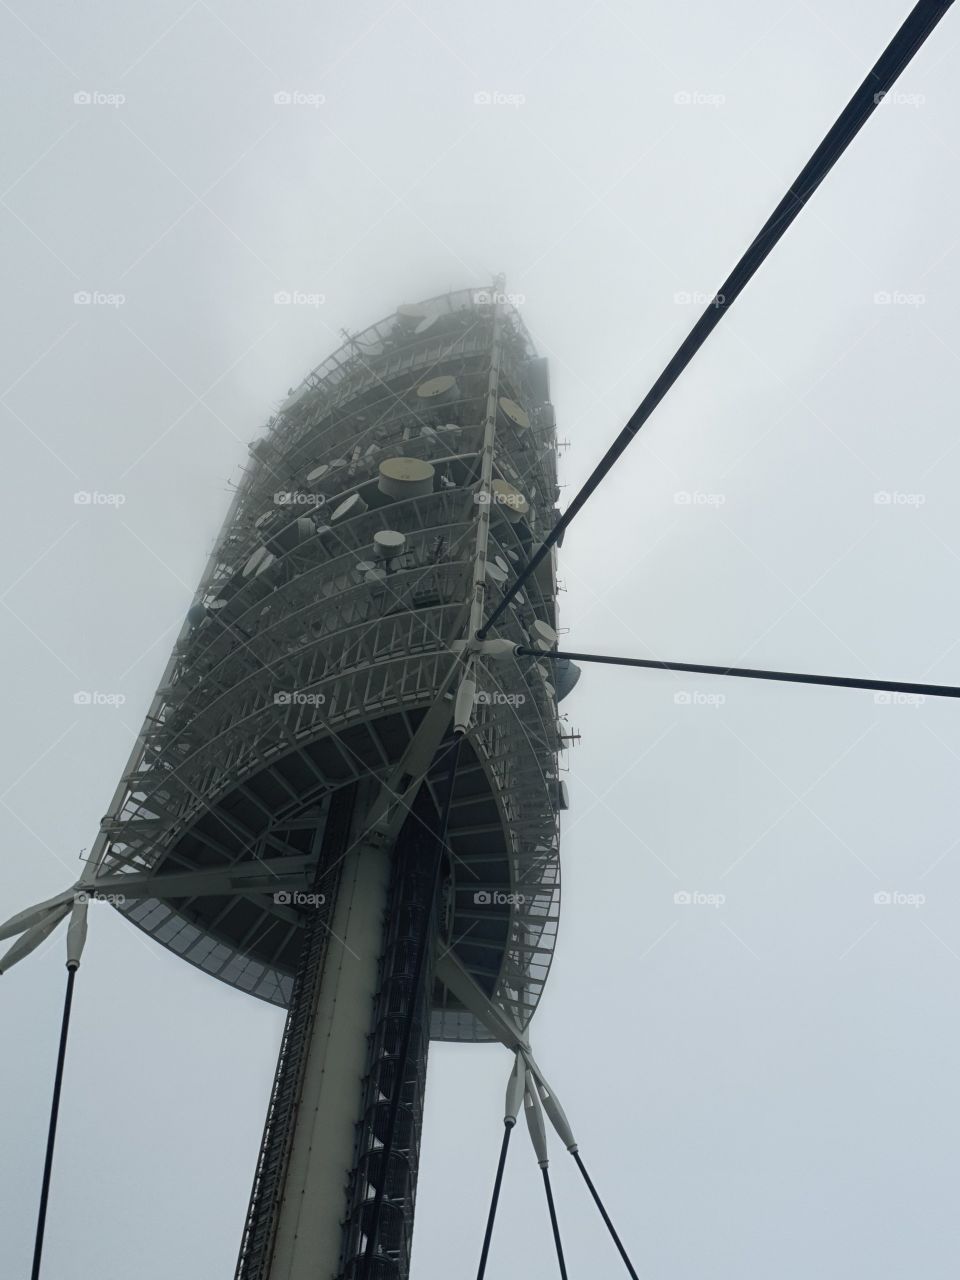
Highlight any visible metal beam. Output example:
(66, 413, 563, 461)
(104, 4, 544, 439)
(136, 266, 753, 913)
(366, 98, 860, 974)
(434, 949, 526, 1050)
(88, 855, 314, 901)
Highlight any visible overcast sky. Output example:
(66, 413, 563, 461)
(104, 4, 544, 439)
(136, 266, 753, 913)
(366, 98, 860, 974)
(3, 1, 960, 1277)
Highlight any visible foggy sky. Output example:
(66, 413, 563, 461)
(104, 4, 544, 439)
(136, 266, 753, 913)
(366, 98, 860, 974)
(3, 2, 960, 1277)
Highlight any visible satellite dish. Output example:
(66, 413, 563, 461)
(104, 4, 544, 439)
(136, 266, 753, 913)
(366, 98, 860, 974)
(268, 517, 315, 554)
(243, 546, 269, 578)
(485, 562, 507, 584)
(416, 374, 458, 402)
(331, 493, 368, 522)
(374, 530, 406, 558)
(499, 397, 530, 430)
(489, 479, 528, 523)
(186, 602, 207, 626)
(531, 620, 558, 650)
(306, 463, 330, 483)
(378, 457, 435, 499)
(255, 551, 277, 578)
(414, 314, 439, 335)
(494, 555, 509, 573)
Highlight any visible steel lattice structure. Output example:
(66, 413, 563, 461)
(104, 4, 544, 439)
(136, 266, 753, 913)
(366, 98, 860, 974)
(74, 284, 569, 1277)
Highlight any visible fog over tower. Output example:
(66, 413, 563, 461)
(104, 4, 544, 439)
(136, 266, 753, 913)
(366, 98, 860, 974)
(75, 284, 570, 1278)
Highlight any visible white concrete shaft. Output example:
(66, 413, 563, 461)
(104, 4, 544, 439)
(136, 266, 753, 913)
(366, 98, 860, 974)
(268, 836, 392, 1280)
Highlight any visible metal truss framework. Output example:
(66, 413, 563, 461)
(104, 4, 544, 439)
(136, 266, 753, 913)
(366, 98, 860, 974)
(80, 285, 565, 1043)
